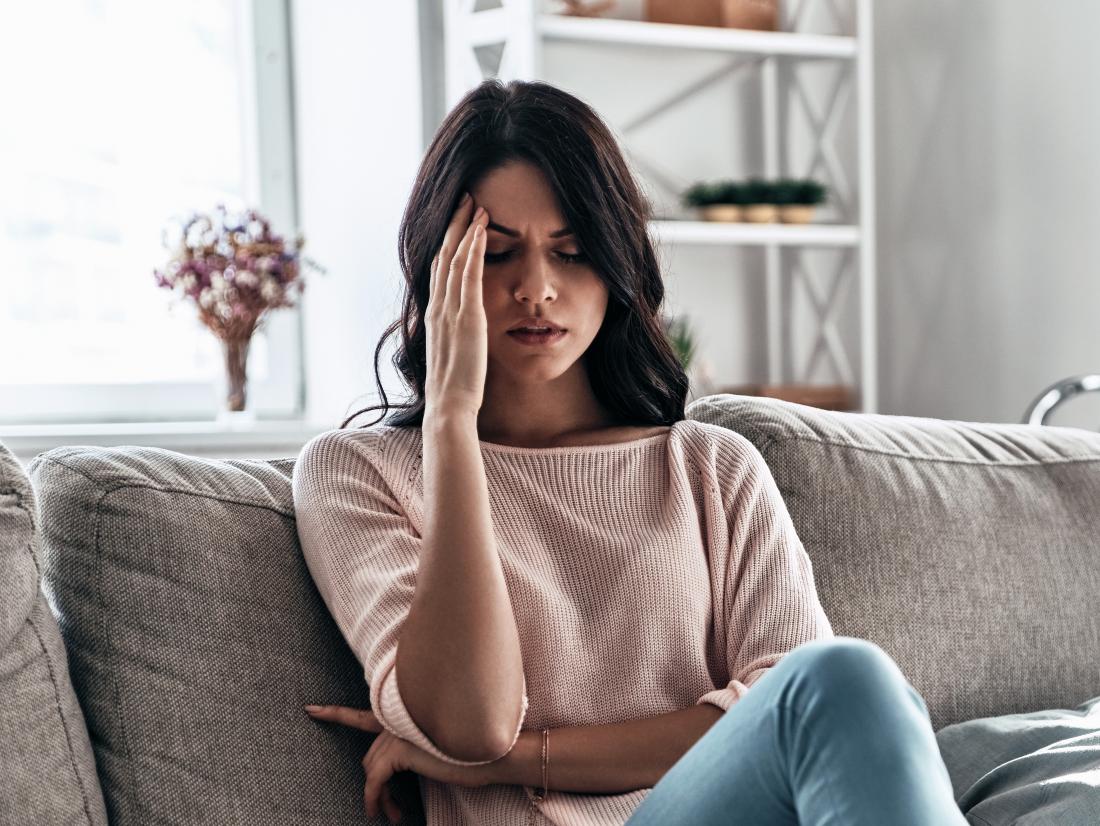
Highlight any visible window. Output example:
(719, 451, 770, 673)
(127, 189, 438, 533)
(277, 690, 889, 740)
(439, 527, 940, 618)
(0, 0, 301, 424)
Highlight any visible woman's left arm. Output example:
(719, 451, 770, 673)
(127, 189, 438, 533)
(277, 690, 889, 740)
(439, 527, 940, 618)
(490, 704, 725, 791)
(307, 701, 726, 805)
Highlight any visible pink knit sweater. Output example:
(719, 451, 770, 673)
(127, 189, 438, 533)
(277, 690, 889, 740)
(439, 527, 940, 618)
(291, 418, 834, 825)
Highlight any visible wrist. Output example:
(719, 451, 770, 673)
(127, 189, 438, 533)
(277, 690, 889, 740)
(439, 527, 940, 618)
(483, 729, 542, 787)
(423, 405, 480, 429)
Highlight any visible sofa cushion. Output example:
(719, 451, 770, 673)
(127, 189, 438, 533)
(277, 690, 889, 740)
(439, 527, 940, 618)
(28, 445, 421, 826)
(0, 441, 108, 825)
(686, 394, 1100, 732)
(935, 693, 1100, 824)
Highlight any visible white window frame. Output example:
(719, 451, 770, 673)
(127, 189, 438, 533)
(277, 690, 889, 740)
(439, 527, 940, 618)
(1, 0, 303, 426)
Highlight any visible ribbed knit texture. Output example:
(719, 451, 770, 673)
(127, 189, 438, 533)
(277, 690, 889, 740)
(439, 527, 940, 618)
(291, 418, 834, 825)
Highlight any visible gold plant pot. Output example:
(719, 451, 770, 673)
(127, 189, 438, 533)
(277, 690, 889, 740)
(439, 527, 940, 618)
(779, 204, 817, 224)
(742, 203, 779, 223)
(698, 204, 744, 222)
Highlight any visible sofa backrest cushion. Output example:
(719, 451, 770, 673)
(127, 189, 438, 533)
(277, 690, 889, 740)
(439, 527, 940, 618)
(0, 441, 108, 825)
(28, 445, 421, 826)
(686, 394, 1100, 732)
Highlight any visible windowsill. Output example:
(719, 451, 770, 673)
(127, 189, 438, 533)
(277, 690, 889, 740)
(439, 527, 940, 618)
(0, 417, 335, 463)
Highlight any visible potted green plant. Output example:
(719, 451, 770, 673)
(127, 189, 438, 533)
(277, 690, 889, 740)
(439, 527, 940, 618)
(681, 179, 749, 222)
(772, 178, 801, 208)
(742, 177, 778, 223)
(776, 178, 827, 223)
(662, 313, 697, 372)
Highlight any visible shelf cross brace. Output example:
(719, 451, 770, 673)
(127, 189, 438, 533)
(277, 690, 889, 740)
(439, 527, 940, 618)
(619, 55, 764, 135)
(791, 63, 854, 217)
(794, 246, 855, 385)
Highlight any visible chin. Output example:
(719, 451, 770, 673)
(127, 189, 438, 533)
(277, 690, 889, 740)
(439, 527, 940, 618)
(499, 359, 572, 383)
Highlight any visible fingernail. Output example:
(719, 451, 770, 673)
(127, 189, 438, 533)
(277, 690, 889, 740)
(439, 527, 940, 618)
(304, 704, 322, 712)
(461, 192, 471, 204)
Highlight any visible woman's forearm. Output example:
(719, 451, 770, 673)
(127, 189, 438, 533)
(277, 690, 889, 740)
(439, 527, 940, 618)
(488, 704, 726, 793)
(395, 410, 526, 761)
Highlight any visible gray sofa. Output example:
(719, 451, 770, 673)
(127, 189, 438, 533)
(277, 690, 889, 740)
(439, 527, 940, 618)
(3, 393, 1098, 825)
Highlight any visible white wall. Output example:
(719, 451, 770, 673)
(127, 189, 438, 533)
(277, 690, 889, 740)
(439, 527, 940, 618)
(290, 0, 424, 429)
(875, 0, 1100, 427)
(290, 1, 1100, 432)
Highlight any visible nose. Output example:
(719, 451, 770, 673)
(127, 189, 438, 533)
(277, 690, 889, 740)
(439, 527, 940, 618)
(513, 254, 557, 304)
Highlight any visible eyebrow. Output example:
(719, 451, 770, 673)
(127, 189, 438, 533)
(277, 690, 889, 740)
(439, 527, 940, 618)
(486, 221, 573, 239)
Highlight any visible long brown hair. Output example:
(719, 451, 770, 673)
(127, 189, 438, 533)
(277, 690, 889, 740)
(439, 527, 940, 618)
(340, 78, 688, 430)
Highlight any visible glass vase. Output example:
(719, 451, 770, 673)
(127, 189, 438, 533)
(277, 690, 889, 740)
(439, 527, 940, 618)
(216, 336, 256, 427)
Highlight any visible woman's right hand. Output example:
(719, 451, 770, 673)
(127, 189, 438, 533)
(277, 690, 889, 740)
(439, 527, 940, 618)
(424, 191, 490, 420)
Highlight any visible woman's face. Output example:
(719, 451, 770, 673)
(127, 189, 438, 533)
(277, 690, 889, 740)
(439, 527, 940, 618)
(469, 160, 609, 384)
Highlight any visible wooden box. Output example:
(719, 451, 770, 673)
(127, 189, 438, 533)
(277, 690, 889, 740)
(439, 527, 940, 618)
(719, 383, 856, 411)
(644, 0, 778, 31)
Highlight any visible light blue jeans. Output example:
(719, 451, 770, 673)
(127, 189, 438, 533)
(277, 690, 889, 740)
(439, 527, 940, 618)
(625, 636, 968, 825)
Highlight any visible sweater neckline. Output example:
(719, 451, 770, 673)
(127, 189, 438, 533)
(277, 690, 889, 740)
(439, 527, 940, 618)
(476, 422, 677, 455)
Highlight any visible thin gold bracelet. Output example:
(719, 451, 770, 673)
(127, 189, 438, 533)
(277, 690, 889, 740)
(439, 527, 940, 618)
(527, 728, 549, 825)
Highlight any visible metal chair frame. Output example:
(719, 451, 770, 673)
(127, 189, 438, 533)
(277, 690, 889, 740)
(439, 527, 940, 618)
(1021, 375, 1100, 426)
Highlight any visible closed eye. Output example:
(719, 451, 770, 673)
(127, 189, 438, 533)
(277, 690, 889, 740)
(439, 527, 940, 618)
(484, 250, 587, 265)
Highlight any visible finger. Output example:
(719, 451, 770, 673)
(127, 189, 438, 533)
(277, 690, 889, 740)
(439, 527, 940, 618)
(429, 251, 440, 304)
(449, 207, 487, 314)
(304, 704, 379, 732)
(445, 209, 483, 311)
(364, 768, 390, 821)
(432, 197, 469, 309)
(434, 193, 476, 308)
(460, 218, 487, 314)
(381, 782, 402, 824)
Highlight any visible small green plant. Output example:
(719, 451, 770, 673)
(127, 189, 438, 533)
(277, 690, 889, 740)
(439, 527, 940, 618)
(682, 180, 726, 207)
(663, 314, 697, 372)
(771, 178, 828, 205)
(723, 182, 751, 205)
(772, 178, 802, 205)
(681, 180, 710, 206)
(744, 177, 775, 204)
(681, 177, 827, 206)
(681, 180, 751, 207)
(794, 179, 827, 205)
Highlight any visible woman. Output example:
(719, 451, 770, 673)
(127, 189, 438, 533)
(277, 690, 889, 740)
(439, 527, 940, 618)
(291, 78, 966, 825)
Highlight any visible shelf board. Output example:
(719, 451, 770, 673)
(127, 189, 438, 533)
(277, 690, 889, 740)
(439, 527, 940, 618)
(649, 219, 859, 247)
(537, 15, 856, 59)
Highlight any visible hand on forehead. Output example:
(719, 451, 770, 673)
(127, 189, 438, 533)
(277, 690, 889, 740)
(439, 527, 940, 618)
(469, 161, 572, 240)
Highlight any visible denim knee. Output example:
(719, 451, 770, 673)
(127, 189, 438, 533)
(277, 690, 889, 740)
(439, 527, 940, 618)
(785, 636, 918, 714)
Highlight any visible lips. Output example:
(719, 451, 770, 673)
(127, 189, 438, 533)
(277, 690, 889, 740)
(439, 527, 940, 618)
(507, 328, 567, 345)
(507, 318, 566, 333)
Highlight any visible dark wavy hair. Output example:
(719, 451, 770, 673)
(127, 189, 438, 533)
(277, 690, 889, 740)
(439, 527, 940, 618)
(339, 78, 689, 430)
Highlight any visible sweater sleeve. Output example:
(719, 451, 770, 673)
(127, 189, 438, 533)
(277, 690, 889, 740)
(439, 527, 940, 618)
(291, 429, 529, 765)
(696, 435, 834, 712)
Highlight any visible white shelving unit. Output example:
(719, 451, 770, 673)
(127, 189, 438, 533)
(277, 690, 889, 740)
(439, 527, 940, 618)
(442, 0, 876, 412)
